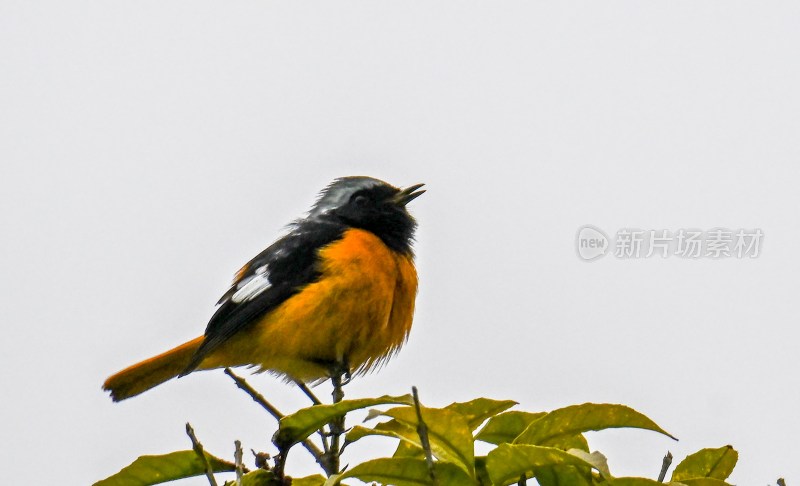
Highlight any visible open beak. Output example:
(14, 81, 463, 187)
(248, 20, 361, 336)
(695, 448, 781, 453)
(394, 183, 426, 206)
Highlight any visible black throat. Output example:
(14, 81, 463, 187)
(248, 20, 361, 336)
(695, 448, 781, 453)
(322, 211, 417, 256)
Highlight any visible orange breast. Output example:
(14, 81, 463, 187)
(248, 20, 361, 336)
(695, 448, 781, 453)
(204, 228, 418, 381)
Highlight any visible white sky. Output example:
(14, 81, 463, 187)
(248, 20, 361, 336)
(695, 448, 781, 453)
(2, 2, 799, 485)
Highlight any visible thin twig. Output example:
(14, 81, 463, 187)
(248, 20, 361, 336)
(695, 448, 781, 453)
(234, 440, 244, 486)
(412, 386, 437, 486)
(518, 474, 527, 485)
(657, 451, 673, 482)
(293, 379, 323, 405)
(224, 368, 325, 470)
(185, 423, 218, 486)
(291, 379, 330, 452)
(224, 368, 284, 420)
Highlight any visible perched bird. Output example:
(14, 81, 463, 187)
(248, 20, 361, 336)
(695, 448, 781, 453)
(103, 176, 424, 401)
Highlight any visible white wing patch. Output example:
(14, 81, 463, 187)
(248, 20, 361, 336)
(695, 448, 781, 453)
(231, 264, 271, 303)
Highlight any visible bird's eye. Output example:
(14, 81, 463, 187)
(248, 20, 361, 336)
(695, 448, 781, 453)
(354, 195, 369, 207)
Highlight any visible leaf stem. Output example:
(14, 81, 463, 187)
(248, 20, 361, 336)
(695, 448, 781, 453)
(185, 423, 218, 486)
(412, 386, 438, 486)
(234, 440, 244, 486)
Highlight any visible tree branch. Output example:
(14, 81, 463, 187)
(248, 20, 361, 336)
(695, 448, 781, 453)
(320, 370, 347, 476)
(223, 368, 325, 473)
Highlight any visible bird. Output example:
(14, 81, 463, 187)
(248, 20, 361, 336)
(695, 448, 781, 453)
(103, 176, 424, 401)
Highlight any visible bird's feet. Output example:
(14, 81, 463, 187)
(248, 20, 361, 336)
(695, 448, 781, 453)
(328, 358, 351, 403)
(328, 359, 351, 383)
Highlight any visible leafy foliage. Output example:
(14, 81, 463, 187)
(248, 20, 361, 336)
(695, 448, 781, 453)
(93, 450, 235, 486)
(275, 394, 413, 447)
(671, 446, 738, 482)
(95, 391, 751, 486)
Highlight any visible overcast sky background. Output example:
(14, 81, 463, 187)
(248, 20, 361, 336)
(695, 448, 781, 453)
(2, 2, 799, 485)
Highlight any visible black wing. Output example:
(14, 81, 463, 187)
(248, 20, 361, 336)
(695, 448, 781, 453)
(180, 219, 346, 375)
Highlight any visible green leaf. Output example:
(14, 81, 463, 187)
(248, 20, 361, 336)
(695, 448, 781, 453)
(567, 449, 611, 478)
(526, 448, 608, 486)
(474, 456, 492, 486)
(393, 439, 425, 458)
(93, 450, 235, 486)
(534, 465, 592, 486)
(475, 411, 546, 445)
(514, 403, 676, 446)
(349, 405, 476, 476)
(382, 405, 476, 476)
(226, 470, 280, 486)
(551, 433, 590, 452)
(349, 397, 515, 460)
(290, 474, 327, 486)
(360, 423, 426, 460)
(326, 457, 476, 486)
(346, 424, 401, 443)
(223, 471, 319, 486)
(611, 478, 688, 486)
(671, 446, 738, 481)
(484, 444, 599, 485)
(275, 394, 413, 446)
(347, 418, 454, 470)
(346, 422, 425, 462)
(679, 479, 732, 486)
(443, 397, 517, 430)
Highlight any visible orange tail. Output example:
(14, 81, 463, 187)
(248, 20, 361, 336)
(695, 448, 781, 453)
(103, 336, 205, 402)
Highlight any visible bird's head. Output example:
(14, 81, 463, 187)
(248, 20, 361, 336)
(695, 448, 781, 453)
(310, 176, 425, 254)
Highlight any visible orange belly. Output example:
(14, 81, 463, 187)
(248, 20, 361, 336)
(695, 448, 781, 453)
(202, 228, 418, 381)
